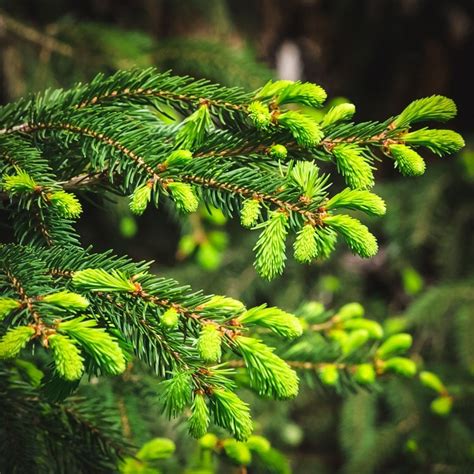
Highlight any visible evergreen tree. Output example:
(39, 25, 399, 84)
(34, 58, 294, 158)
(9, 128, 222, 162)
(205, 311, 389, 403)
(0, 61, 464, 471)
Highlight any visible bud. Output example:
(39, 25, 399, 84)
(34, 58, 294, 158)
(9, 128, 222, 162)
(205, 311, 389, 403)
(321, 103, 356, 127)
(188, 393, 210, 438)
(376, 333, 412, 360)
(381, 357, 417, 377)
(212, 388, 253, 441)
(338, 302, 364, 321)
(161, 307, 179, 329)
(341, 329, 369, 355)
(247, 435, 271, 454)
(354, 364, 376, 385)
(319, 364, 339, 386)
(294, 223, 317, 263)
(237, 305, 303, 339)
(254, 211, 289, 280)
(269, 144, 288, 159)
(430, 396, 453, 417)
(129, 183, 152, 215)
(199, 433, 218, 449)
(419, 371, 445, 394)
(136, 438, 176, 461)
(165, 149, 193, 167)
(324, 214, 378, 258)
(223, 439, 252, 466)
(49, 333, 84, 381)
(248, 101, 272, 130)
(49, 191, 82, 218)
(331, 143, 374, 189)
(275, 81, 327, 108)
(200, 295, 245, 313)
(73, 268, 136, 292)
(2, 170, 37, 194)
(168, 182, 199, 213)
(342, 319, 383, 339)
(235, 336, 299, 399)
(0, 297, 21, 320)
(278, 111, 323, 147)
(176, 104, 211, 149)
(404, 129, 465, 156)
(389, 144, 426, 176)
(240, 198, 261, 228)
(197, 324, 222, 362)
(394, 95, 457, 128)
(58, 317, 126, 375)
(42, 290, 89, 310)
(326, 188, 386, 216)
(0, 326, 35, 359)
(328, 329, 349, 346)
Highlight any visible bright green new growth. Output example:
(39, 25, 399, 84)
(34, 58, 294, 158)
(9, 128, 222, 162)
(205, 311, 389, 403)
(332, 143, 375, 189)
(48, 191, 82, 218)
(136, 438, 176, 461)
(394, 95, 457, 128)
(248, 101, 272, 130)
(354, 363, 376, 385)
(342, 318, 383, 339)
(254, 211, 289, 280)
(419, 371, 446, 394)
(58, 317, 126, 375)
(161, 307, 180, 329)
(237, 305, 303, 339)
(197, 323, 222, 362)
(326, 188, 386, 216)
(319, 364, 339, 386)
(431, 396, 453, 417)
(160, 371, 191, 419)
(49, 333, 85, 381)
(341, 329, 369, 355)
(324, 214, 378, 258)
(376, 333, 413, 359)
(0, 326, 35, 359)
(275, 81, 327, 108)
(176, 104, 212, 148)
(73, 268, 136, 292)
(247, 435, 271, 454)
(42, 290, 90, 310)
(223, 439, 252, 466)
(269, 144, 288, 159)
(404, 129, 465, 156)
(382, 357, 417, 377)
(200, 295, 246, 313)
(129, 183, 152, 215)
(321, 103, 356, 128)
(1, 170, 37, 193)
(338, 302, 365, 321)
(188, 393, 210, 438)
(212, 387, 253, 441)
(257, 80, 327, 108)
(294, 223, 318, 263)
(389, 144, 426, 176)
(165, 149, 193, 167)
(235, 336, 299, 399)
(278, 111, 324, 147)
(0, 64, 464, 465)
(290, 161, 321, 199)
(240, 198, 261, 228)
(167, 182, 199, 213)
(0, 297, 21, 319)
(314, 227, 338, 258)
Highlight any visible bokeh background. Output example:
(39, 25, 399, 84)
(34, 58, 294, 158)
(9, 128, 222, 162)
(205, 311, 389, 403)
(1, 1, 473, 472)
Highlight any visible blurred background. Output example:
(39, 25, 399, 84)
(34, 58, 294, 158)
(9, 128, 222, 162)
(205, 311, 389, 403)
(1, 1, 473, 472)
